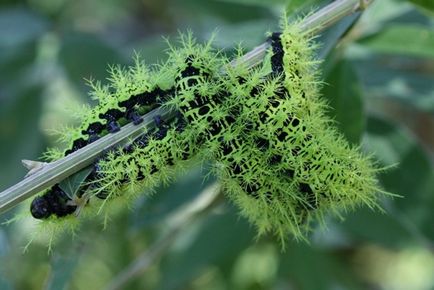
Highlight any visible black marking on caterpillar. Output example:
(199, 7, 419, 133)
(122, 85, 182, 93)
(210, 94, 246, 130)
(269, 32, 284, 76)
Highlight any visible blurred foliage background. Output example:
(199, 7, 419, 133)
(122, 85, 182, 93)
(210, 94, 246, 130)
(1, 0, 434, 289)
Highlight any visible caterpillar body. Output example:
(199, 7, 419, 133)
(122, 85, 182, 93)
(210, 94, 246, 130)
(88, 43, 226, 201)
(30, 35, 225, 218)
(29, 21, 386, 242)
(63, 62, 172, 156)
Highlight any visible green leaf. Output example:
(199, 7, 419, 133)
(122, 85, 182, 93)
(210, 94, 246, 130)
(58, 32, 125, 94)
(45, 254, 80, 290)
(360, 24, 434, 59)
(368, 119, 432, 203)
(212, 19, 275, 50)
(130, 35, 171, 63)
(356, 0, 413, 34)
(408, 0, 434, 13)
(0, 8, 48, 49)
(363, 116, 432, 192)
(0, 44, 37, 94)
(130, 165, 216, 228)
(58, 166, 94, 199)
(157, 205, 255, 290)
(0, 278, 12, 290)
(323, 60, 364, 144)
(278, 242, 365, 290)
(340, 116, 434, 246)
(317, 12, 360, 60)
(340, 207, 414, 248)
(351, 55, 434, 113)
(0, 87, 44, 192)
(286, 0, 327, 14)
(170, 0, 274, 24)
(0, 231, 12, 290)
(214, 0, 289, 6)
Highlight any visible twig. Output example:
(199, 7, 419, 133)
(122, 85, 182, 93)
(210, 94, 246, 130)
(105, 183, 223, 290)
(0, 0, 374, 214)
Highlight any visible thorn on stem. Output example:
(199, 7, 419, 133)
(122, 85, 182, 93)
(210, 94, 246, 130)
(22, 159, 48, 177)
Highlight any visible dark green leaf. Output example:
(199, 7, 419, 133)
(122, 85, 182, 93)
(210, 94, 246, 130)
(58, 32, 125, 94)
(323, 60, 365, 144)
(130, 35, 171, 63)
(340, 206, 414, 248)
(45, 253, 80, 290)
(0, 8, 48, 49)
(169, 0, 275, 24)
(0, 87, 44, 192)
(353, 55, 434, 112)
(58, 166, 94, 199)
(214, 0, 289, 6)
(340, 116, 434, 246)
(408, 0, 434, 13)
(360, 24, 434, 59)
(213, 19, 276, 50)
(157, 205, 255, 290)
(363, 116, 434, 241)
(130, 165, 216, 228)
(371, 126, 432, 208)
(278, 242, 365, 290)
(317, 12, 360, 60)
(0, 43, 37, 94)
(287, 0, 327, 14)
(0, 278, 12, 290)
(0, 230, 12, 290)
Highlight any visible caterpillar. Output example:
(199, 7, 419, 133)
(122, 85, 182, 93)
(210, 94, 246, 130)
(209, 24, 383, 240)
(29, 20, 387, 243)
(29, 35, 209, 218)
(30, 34, 225, 219)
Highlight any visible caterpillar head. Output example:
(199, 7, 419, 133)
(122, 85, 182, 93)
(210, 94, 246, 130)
(30, 185, 77, 219)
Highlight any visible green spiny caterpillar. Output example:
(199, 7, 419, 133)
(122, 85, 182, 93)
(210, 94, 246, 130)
(29, 20, 388, 243)
(30, 34, 225, 219)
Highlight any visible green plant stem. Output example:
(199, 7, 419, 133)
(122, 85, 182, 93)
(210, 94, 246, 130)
(0, 108, 174, 213)
(0, 0, 374, 214)
(105, 183, 223, 290)
(231, 0, 373, 69)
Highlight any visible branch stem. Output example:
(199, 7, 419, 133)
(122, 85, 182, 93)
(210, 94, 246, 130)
(0, 0, 374, 214)
(105, 184, 222, 290)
